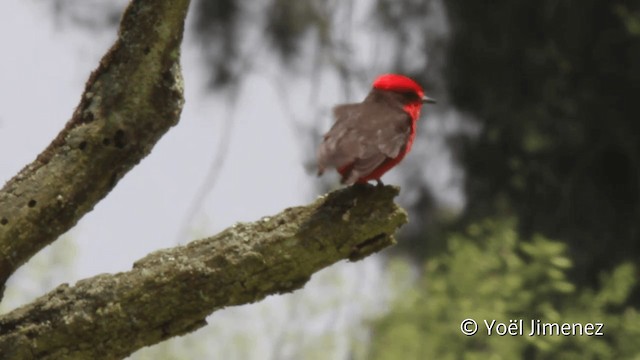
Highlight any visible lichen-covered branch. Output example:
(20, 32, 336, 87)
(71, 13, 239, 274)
(0, 0, 191, 294)
(0, 185, 406, 360)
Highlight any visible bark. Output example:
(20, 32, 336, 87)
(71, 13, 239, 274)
(0, 0, 190, 294)
(0, 185, 406, 360)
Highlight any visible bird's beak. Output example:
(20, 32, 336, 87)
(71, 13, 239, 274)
(422, 95, 437, 104)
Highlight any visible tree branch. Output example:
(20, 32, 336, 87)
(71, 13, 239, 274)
(0, 185, 407, 360)
(0, 0, 191, 294)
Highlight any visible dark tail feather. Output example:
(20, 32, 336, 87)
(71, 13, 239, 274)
(339, 164, 358, 185)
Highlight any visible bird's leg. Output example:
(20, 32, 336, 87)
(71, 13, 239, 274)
(375, 179, 384, 187)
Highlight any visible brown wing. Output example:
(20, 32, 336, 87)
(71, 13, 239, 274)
(317, 102, 411, 184)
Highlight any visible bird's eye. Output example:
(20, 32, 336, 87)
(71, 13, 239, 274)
(402, 91, 420, 101)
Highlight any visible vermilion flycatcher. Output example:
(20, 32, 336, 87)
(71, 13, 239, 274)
(317, 74, 435, 185)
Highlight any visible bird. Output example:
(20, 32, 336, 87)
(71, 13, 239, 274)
(317, 74, 436, 185)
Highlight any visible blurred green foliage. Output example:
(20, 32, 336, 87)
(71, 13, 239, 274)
(369, 218, 640, 359)
(445, 0, 640, 284)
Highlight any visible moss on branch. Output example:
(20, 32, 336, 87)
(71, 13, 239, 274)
(0, 185, 407, 360)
